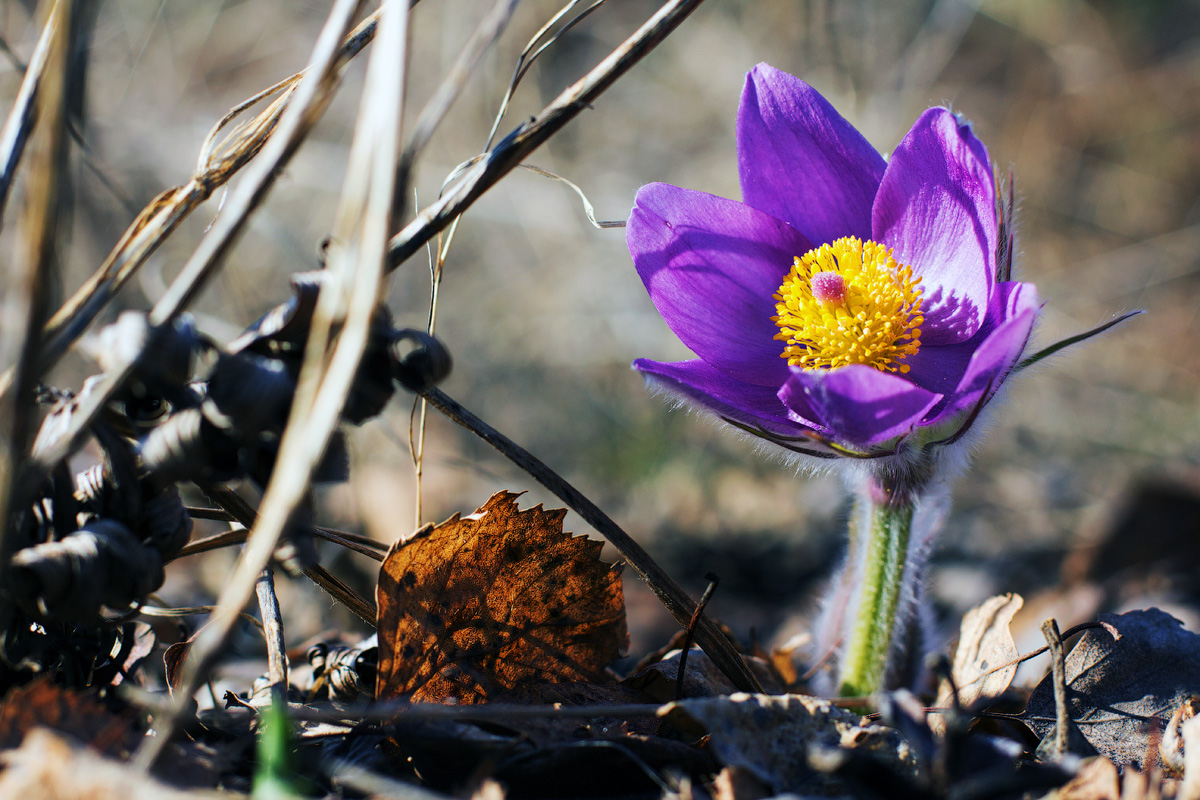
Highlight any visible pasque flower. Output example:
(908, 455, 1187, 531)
(629, 64, 1039, 462)
(626, 63, 1069, 699)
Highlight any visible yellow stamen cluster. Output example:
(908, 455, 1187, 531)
(772, 236, 924, 373)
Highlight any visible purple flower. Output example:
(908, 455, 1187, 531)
(629, 64, 1040, 457)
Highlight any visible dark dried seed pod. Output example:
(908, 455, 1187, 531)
(140, 486, 192, 559)
(97, 312, 198, 390)
(271, 506, 317, 577)
(342, 323, 397, 425)
(247, 430, 350, 487)
(228, 271, 326, 356)
(27, 498, 56, 545)
(314, 429, 350, 484)
(307, 640, 377, 701)
(122, 392, 173, 436)
(74, 463, 109, 509)
(203, 351, 295, 436)
(48, 461, 79, 543)
(139, 407, 245, 484)
(10, 519, 164, 621)
(389, 328, 452, 394)
(92, 420, 143, 527)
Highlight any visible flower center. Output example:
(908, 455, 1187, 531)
(771, 236, 924, 373)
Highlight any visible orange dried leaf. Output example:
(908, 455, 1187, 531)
(376, 491, 627, 703)
(0, 679, 138, 757)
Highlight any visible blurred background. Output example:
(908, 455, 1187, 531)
(1, 0, 1198, 676)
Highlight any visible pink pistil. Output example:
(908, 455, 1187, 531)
(811, 271, 846, 304)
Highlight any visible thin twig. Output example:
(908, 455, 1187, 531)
(951, 620, 1104, 695)
(402, 0, 517, 529)
(172, 521, 388, 563)
(483, 0, 610, 149)
(384, 0, 710, 273)
(1042, 618, 1069, 760)
(122, 683, 667, 726)
(195, 485, 379, 622)
(675, 572, 720, 701)
(402, 0, 518, 166)
(420, 387, 762, 694)
(131, 0, 375, 771)
(138, 605, 264, 632)
(0, 0, 62, 222)
(255, 567, 289, 698)
(306, 563, 377, 626)
(0, 0, 72, 603)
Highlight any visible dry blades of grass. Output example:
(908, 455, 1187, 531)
(136, 0, 412, 770)
(410, 0, 614, 526)
(0, 0, 62, 221)
(1, 10, 385, 402)
(23, 0, 364, 501)
(0, 0, 72, 592)
(383, 0, 709, 273)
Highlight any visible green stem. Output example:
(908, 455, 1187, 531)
(836, 491, 914, 698)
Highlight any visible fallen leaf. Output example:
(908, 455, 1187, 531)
(0, 729, 224, 800)
(376, 491, 627, 703)
(711, 765, 773, 800)
(662, 693, 916, 795)
(1023, 608, 1200, 769)
(110, 621, 156, 687)
(1042, 756, 1120, 800)
(0, 679, 138, 757)
(934, 593, 1023, 726)
(625, 649, 782, 702)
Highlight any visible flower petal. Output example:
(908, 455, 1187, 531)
(737, 64, 885, 245)
(632, 358, 799, 435)
(922, 283, 1040, 431)
(903, 281, 1038, 397)
(628, 183, 811, 387)
(778, 364, 942, 448)
(873, 108, 996, 346)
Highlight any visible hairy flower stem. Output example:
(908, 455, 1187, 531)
(837, 481, 915, 698)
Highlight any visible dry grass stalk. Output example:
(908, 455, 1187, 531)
(24, 1, 372, 503)
(384, 0, 709, 273)
(5, 10, 385, 399)
(157, 0, 412, 737)
(0, 0, 62, 221)
(0, 0, 71, 589)
(127, 0, 377, 770)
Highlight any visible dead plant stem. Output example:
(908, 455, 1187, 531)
(255, 567, 289, 697)
(419, 387, 762, 694)
(130, 0, 374, 771)
(384, 0, 709, 272)
(0, 0, 72, 600)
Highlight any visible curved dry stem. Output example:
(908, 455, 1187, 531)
(386, 0, 710, 273)
(0, 0, 74, 592)
(171, 521, 387, 563)
(420, 386, 763, 694)
(483, 0, 611, 149)
(0, 0, 63, 222)
(130, 0, 380, 771)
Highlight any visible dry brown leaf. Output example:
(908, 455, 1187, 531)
(626, 649, 782, 702)
(1042, 757, 1120, 800)
(935, 593, 1023, 724)
(0, 729, 224, 800)
(711, 766, 773, 800)
(0, 678, 138, 757)
(662, 693, 916, 795)
(376, 491, 627, 703)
